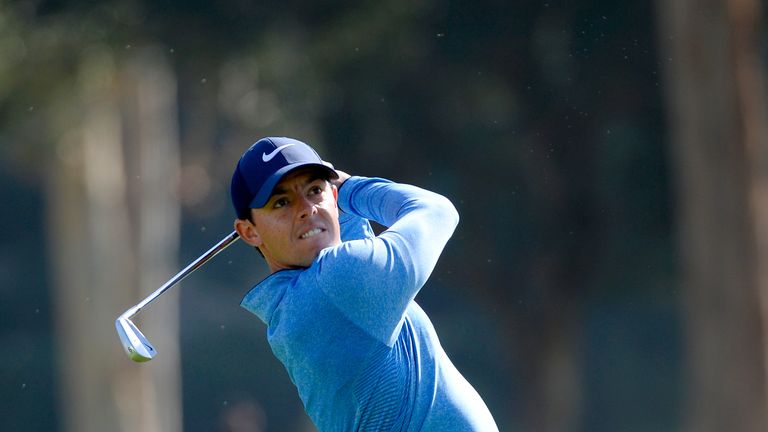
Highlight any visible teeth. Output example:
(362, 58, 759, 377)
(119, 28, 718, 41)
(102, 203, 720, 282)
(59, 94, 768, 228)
(300, 228, 322, 239)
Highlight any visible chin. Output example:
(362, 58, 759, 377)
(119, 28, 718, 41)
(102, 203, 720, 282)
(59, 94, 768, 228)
(305, 232, 335, 247)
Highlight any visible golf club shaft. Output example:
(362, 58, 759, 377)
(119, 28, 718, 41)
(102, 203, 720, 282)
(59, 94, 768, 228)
(119, 231, 240, 320)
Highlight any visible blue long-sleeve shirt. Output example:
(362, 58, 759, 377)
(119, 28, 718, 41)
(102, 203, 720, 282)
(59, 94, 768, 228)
(241, 176, 499, 431)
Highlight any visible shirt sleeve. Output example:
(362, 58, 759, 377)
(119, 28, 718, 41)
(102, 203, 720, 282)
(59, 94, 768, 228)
(316, 176, 459, 345)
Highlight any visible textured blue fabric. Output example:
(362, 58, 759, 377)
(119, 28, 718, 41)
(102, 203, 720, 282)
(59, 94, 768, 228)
(241, 176, 499, 431)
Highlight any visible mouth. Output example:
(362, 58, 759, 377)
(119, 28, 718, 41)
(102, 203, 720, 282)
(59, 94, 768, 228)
(299, 227, 325, 240)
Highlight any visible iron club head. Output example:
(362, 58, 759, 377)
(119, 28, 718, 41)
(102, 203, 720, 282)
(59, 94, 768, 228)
(115, 231, 239, 362)
(116, 317, 156, 362)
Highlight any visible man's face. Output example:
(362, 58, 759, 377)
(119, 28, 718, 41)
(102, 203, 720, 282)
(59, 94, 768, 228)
(246, 167, 341, 271)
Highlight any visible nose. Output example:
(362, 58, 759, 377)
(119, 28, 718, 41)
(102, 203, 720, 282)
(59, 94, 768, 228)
(297, 196, 317, 219)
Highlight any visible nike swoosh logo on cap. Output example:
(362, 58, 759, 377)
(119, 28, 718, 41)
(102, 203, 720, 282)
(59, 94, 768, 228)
(262, 143, 295, 162)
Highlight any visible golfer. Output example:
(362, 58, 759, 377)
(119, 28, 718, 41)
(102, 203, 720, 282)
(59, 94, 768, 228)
(231, 137, 499, 431)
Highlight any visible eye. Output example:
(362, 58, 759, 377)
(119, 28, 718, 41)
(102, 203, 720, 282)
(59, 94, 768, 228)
(309, 185, 323, 195)
(273, 197, 288, 208)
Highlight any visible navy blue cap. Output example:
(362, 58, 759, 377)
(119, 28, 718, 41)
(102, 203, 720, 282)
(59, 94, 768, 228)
(231, 137, 337, 219)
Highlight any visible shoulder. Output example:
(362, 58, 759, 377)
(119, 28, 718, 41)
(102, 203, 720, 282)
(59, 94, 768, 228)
(240, 269, 302, 324)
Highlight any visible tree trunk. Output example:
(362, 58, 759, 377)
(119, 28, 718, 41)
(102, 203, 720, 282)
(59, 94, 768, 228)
(47, 46, 182, 432)
(125, 46, 184, 432)
(657, 0, 768, 430)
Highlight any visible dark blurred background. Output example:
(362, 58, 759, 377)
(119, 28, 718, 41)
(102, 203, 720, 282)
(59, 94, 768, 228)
(1, 0, 767, 431)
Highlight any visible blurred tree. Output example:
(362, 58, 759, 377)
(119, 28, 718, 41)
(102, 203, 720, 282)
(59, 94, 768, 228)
(658, 0, 768, 430)
(47, 46, 183, 432)
(0, 4, 184, 431)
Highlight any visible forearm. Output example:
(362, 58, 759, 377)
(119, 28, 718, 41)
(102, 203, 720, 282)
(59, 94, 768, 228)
(337, 176, 459, 231)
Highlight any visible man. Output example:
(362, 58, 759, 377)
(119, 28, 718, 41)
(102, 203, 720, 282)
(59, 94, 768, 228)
(231, 137, 499, 431)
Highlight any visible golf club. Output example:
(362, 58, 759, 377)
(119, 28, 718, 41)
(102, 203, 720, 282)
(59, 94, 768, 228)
(115, 231, 240, 362)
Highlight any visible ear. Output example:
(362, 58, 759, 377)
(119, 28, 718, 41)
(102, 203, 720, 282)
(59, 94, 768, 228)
(234, 217, 263, 248)
(332, 184, 338, 206)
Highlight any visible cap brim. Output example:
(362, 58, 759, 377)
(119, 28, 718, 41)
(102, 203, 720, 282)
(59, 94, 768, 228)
(248, 162, 338, 209)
